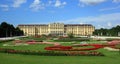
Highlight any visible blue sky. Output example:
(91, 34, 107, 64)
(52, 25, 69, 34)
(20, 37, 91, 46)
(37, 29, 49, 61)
(0, 0, 120, 29)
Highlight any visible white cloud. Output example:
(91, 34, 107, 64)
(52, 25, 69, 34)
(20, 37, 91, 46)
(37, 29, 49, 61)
(0, 4, 9, 11)
(63, 2, 67, 5)
(54, 0, 67, 7)
(107, 22, 112, 27)
(97, 25, 105, 29)
(55, 13, 120, 28)
(71, 13, 120, 23)
(30, 0, 44, 11)
(12, 0, 27, 8)
(79, 0, 107, 6)
(79, 22, 85, 24)
(48, 0, 52, 5)
(46, 0, 54, 7)
(113, 0, 120, 3)
(99, 5, 120, 11)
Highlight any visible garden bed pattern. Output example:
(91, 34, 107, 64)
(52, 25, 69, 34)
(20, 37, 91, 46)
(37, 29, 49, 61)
(0, 48, 104, 56)
(1, 40, 120, 56)
(44, 44, 119, 51)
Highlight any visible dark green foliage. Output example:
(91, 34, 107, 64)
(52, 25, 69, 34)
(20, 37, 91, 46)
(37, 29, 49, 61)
(67, 33, 74, 38)
(0, 40, 14, 43)
(93, 25, 120, 36)
(0, 22, 23, 37)
(15, 27, 24, 36)
(0, 48, 104, 56)
(106, 38, 120, 41)
(54, 38, 90, 42)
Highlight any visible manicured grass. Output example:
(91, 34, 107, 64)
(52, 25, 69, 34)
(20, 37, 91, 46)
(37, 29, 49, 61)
(0, 52, 120, 64)
(0, 43, 53, 52)
(0, 37, 120, 64)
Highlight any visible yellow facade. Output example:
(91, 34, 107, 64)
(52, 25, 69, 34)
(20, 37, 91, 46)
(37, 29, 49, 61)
(18, 23, 95, 36)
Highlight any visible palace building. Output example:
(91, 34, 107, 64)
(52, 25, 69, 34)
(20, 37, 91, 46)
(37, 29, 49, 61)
(18, 23, 95, 37)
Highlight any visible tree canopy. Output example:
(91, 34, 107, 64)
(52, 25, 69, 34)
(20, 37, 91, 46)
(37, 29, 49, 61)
(93, 25, 120, 36)
(0, 22, 23, 37)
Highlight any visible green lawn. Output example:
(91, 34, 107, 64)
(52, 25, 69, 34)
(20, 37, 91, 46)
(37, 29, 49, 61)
(0, 52, 120, 64)
(0, 38, 120, 64)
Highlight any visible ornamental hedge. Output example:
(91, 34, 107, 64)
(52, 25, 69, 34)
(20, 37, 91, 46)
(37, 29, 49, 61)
(0, 48, 104, 56)
(54, 38, 90, 42)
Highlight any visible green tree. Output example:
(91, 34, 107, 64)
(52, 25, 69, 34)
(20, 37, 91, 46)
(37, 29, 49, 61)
(0, 22, 10, 37)
(93, 25, 120, 36)
(15, 27, 24, 36)
(0, 22, 24, 37)
(67, 33, 74, 38)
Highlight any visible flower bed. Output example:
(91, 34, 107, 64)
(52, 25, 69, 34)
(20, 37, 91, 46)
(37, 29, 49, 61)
(104, 47, 120, 51)
(26, 40, 36, 44)
(0, 48, 104, 56)
(58, 51, 104, 56)
(45, 46, 72, 51)
(54, 38, 90, 42)
(107, 40, 120, 45)
(72, 44, 103, 51)
(1, 43, 119, 56)
(44, 44, 119, 51)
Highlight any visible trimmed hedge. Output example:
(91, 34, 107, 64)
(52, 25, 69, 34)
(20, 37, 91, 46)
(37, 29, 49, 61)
(0, 39, 14, 43)
(0, 48, 104, 56)
(54, 38, 90, 42)
(106, 38, 120, 41)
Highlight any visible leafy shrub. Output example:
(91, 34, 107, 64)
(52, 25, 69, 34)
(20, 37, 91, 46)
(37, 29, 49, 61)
(0, 48, 104, 56)
(0, 40, 14, 43)
(106, 38, 120, 41)
(54, 38, 90, 42)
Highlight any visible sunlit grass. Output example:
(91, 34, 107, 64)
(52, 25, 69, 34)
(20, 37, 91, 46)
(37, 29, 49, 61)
(0, 37, 120, 64)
